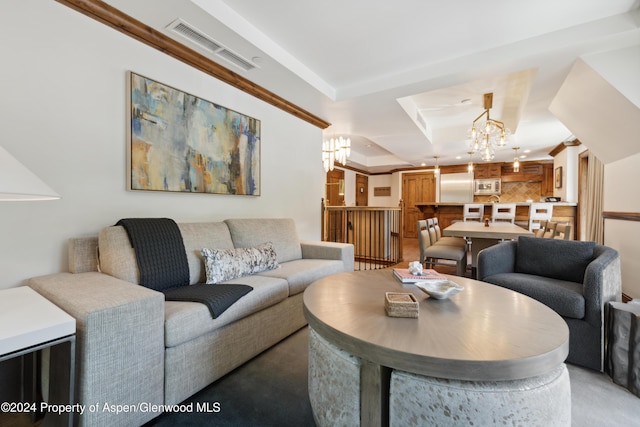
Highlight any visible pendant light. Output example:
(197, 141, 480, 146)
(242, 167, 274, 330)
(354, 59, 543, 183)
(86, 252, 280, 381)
(512, 147, 520, 173)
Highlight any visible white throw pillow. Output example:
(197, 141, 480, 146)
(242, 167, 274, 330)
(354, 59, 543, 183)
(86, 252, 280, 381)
(201, 242, 279, 284)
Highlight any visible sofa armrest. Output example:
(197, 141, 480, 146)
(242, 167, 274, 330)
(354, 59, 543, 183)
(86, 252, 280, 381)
(29, 272, 165, 426)
(477, 241, 518, 280)
(583, 246, 622, 326)
(300, 240, 355, 272)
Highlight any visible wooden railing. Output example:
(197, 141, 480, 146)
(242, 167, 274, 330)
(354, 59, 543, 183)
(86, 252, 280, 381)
(322, 200, 404, 270)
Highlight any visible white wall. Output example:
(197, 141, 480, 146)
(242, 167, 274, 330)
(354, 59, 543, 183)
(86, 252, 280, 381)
(368, 174, 395, 207)
(553, 146, 580, 203)
(341, 168, 357, 206)
(0, 1, 324, 289)
(604, 152, 640, 298)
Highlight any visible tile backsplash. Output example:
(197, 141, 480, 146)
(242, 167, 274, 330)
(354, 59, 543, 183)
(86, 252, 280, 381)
(474, 181, 542, 203)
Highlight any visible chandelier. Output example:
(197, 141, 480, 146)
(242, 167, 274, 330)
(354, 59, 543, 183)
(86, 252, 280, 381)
(322, 136, 351, 172)
(469, 93, 511, 161)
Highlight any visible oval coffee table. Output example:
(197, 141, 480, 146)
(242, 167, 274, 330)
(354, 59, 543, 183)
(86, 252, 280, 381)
(303, 270, 570, 427)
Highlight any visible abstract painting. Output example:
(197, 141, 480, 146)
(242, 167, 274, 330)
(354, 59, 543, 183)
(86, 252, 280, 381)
(128, 72, 260, 195)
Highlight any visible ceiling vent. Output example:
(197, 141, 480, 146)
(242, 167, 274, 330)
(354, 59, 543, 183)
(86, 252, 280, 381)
(416, 110, 433, 141)
(216, 49, 257, 72)
(167, 19, 258, 72)
(416, 110, 427, 131)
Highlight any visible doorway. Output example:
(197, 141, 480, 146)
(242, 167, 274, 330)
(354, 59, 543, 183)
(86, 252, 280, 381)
(402, 172, 436, 238)
(355, 174, 368, 206)
(325, 169, 345, 206)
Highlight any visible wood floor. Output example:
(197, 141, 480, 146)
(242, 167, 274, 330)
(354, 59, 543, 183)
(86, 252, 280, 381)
(393, 237, 464, 276)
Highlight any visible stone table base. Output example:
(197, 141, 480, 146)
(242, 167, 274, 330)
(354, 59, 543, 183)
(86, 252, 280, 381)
(389, 364, 570, 426)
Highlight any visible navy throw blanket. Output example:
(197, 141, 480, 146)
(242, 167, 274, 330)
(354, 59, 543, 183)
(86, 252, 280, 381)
(116, 218, 190, 291)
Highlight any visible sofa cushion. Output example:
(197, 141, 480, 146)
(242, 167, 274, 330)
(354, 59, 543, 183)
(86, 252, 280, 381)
(515, 236, 595, 284)
(164, 275, 289, 348)
(224, 218, 302, 263)
(257, 259, 345, 296)
(99, 222, 235, 285)
(115, 218, 190, 292)
(201, 242, 279, 284)
(163, 284, 253, 319)
(179, 222, 235, 284)
(483, 272, 585, 319)
(98, 226, 140, 284)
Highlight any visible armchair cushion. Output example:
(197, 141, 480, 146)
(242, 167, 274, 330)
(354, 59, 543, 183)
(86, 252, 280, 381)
(515, 236, 595, 283)
(481, 273, 585, 319)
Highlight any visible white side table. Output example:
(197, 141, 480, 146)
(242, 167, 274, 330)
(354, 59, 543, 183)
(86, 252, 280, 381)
(0, 287, 76, 427)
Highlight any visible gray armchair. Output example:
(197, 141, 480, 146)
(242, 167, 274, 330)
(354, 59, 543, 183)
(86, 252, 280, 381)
(477, 236, 621, 371)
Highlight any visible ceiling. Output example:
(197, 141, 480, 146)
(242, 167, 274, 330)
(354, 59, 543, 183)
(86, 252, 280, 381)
(101, 0, 640, 173)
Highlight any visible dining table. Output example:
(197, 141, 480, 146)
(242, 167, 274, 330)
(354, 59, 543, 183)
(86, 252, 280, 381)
(443, 221, 534, 272)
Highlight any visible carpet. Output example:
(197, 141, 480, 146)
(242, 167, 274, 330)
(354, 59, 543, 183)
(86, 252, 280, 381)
(146, 328, 315, 427)
(146, 327, 639, 427)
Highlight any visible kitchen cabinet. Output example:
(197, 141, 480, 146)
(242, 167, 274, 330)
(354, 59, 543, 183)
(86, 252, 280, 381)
(542, 164, 554, 196)
(501, 163, 544, 182)
(474, 163, 501, 179)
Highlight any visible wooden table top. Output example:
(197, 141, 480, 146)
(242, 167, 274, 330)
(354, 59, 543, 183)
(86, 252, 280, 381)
(443, 221, 534, 239)
(303, 270, 568, 381)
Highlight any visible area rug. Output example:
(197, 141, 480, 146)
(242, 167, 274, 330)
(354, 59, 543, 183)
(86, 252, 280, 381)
(146, 328, 639, 427)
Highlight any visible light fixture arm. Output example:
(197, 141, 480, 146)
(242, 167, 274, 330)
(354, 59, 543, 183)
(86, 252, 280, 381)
(468, 92, 511, 161)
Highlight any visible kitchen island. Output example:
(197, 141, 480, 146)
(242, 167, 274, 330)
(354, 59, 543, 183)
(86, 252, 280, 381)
(415, 202, 577, 239)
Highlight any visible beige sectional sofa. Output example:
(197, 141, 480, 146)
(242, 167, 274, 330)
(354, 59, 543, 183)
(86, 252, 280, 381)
(29, 218, 354, 427)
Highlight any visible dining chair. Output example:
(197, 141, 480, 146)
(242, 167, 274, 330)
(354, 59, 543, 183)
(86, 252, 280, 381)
(418, 229, 467, 276)
(463, 204, 484, 222)
(491, 203, 516, 223)
(542, 221, 557, 238)
(553, 223, 572, 240)
(535, 220, 548, 237)
(528, 203, 554, 231)
(430, 217, 467, 249)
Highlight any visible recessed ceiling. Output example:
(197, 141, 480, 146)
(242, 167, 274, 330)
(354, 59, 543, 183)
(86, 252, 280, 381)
(101, 0, 640, 172)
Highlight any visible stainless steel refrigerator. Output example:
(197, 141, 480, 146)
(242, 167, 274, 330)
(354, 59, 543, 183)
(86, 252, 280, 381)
(439, 172, 474, 203)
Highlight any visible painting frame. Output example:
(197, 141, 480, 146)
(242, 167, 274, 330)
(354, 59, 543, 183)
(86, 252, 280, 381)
(555, 166, 563, 189)
(127, 71, 261, 196)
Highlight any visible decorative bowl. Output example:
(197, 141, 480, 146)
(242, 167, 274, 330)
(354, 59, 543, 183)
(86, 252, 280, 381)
(414, 280, 464, 300)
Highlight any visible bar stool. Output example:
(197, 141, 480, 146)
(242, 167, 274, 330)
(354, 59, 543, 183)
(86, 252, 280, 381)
(463, 204, 484, 222)
(491, 203, 516, 223)
(529, 203, 553, 232)
(461, 204, 484, 252)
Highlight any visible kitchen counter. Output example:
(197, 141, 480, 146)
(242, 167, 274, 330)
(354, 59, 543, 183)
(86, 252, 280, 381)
(415, 202, 577, 207)
(414, 202, 577, 239)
